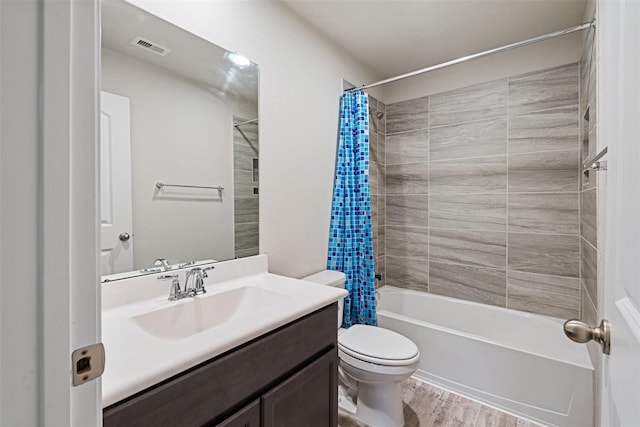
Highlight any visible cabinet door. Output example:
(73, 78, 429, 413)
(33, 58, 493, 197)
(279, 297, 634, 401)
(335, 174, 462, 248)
(216, 399, 260, 427)
(262, 350, 338, 427)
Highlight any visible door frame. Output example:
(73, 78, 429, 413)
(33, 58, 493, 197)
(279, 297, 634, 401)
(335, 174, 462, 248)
(599, 0, 640, 425)
(0, 0, 101, 424)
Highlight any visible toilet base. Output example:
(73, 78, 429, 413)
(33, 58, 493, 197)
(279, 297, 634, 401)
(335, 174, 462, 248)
(338, 371, 406, 427)
(337, 385, 358, 415)
(355, 381, 404, 427)
(338, 353, 418, 427)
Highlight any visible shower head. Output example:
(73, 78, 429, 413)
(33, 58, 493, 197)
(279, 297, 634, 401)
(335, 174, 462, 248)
(369, 107, 384, 120)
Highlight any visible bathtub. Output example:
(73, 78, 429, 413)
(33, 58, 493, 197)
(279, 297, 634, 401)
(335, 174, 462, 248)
(377, 286, 593, 427)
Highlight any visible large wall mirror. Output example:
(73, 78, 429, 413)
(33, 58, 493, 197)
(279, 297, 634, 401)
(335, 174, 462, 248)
(100, 0, 259, 281)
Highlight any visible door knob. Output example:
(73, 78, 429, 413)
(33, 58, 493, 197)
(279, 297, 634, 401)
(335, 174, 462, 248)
(119, 232, 131, 242)
(563, 319, 610, 355)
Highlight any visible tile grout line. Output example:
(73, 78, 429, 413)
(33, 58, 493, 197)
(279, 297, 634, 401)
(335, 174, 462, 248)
(507, 103, 581, 120)
(578, 59, 583, 320)
(388, 224, 581, 238)
(505, 267, 582, 282)
(427, 102, 579, 131)
(427, 94, 431, 294)
(387, 146, 581, 167)
(506, 76, 510, 309)
(429, 114, 506, 129)
(385, 126, 429, 137)
(382, 102, 387, 287)
(387, 254, 581, 281)
(387, 190, 582, 196)
(507, 230, 582, 238)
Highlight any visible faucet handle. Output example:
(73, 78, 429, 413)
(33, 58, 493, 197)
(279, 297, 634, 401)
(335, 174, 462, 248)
(157, 274, 181, 301)
(186, 266, 214, 276)
(154, 258, 171, 271)
(187, 266, 214, 294)
(201, 265, 215, 278)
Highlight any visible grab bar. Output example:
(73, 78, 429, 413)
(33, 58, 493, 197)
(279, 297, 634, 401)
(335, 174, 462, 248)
(156, 182, 224, 192)
(234, 118, 258, 127)
(582, 147, 608, 173)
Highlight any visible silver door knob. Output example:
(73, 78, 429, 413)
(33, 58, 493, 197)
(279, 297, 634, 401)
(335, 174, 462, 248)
(119, 232, 131, 242)
(564, 319, 610, 355)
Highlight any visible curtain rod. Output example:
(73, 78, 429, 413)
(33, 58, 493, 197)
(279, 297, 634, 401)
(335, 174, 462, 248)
(345, 21, 595, 93)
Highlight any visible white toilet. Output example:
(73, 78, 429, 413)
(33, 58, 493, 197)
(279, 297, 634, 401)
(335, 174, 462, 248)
(303, 270, 420, 427)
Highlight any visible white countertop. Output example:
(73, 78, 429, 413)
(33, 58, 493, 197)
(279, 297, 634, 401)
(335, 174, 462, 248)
(101, 255, 346, 407)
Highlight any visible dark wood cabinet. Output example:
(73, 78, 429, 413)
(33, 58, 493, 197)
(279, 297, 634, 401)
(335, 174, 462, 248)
(103, 303, 338, 427)
(262, 350, 337, 427)
(217, 400, 260, 427)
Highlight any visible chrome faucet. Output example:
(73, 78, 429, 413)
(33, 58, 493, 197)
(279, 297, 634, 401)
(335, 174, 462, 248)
(153, 258, 172, 271)
(157, 274, 182, 301)
(157, 266, 214, 301)
(177, 260, 196, 269)
(184, 266, 214, 296)
(141, 259, 194, 274)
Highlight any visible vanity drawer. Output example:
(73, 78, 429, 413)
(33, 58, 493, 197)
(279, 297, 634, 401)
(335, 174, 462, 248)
(103, 303, 337, 426)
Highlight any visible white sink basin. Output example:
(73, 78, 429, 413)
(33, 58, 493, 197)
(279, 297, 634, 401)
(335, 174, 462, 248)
(132, 286, 290, 340)
(101, 255, 348, 408)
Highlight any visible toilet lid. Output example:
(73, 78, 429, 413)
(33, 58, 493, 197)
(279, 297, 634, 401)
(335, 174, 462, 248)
(338, 325, 419, 364)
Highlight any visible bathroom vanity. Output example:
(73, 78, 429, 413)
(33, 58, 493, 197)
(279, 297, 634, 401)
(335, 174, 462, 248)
(101, 255, 346, 427)
(103, 304, 338, 426)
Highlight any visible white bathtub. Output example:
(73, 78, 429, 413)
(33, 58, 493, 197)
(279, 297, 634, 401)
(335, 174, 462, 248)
(377, 286, 593, 427)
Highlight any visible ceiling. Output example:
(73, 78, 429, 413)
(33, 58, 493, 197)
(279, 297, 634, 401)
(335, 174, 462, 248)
(280, 0, 589, 80)
(101, 0, 259, 116)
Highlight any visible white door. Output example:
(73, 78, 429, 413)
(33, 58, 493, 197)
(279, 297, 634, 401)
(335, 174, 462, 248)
(600, 1, 640, 425)
(100, 91, 134, 275)
(1, 0, 101, 424)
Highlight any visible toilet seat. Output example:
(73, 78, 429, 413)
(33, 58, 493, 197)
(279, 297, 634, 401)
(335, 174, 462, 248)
(338, 325, 419, 367)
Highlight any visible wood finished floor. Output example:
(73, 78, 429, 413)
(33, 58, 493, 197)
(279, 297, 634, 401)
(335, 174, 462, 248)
(338, 378, 542, 427)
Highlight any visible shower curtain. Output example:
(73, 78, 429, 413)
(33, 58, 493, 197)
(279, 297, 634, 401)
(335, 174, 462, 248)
(327, 91, 376, 327)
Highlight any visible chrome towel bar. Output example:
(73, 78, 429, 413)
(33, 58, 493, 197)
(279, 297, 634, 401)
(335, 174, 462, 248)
(156, 182, 224, 191)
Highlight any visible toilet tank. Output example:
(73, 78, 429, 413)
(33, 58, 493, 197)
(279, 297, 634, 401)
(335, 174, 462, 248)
(302, 270, 346, 329)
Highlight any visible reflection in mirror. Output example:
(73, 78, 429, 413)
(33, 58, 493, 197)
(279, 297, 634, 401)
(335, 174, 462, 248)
(100, 0, 259, 281)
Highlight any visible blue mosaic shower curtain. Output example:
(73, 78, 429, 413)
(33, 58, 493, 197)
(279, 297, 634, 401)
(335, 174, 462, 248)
(327, 91, 376, 327)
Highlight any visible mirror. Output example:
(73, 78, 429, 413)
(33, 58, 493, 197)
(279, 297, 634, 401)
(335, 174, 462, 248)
(100, 0, 259, 281)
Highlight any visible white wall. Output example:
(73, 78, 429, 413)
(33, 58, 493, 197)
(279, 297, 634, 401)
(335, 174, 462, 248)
(128, 0, 381, 278)
(380, 32, 584, 103)
(102, 48, 235, 268)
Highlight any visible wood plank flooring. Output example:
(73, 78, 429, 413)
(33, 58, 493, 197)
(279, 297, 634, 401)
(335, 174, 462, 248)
(338, 378, 542, 427)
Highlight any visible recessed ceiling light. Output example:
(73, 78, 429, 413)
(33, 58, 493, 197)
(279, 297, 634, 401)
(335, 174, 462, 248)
(226, 52, 251, 68)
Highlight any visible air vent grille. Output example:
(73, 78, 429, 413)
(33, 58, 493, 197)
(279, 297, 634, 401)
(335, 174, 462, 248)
(131, 37, 170, 56)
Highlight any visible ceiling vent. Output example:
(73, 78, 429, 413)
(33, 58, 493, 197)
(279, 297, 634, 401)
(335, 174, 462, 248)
(131, 37, 170, 56)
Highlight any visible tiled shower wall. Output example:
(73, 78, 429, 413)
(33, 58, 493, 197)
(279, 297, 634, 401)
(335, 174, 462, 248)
(579, 26, 599, 330)
(233, 118, 259, 258)
(368, 96, 387, 287)
(377, 63, 583, 319)
(578, 22, 601, 426)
